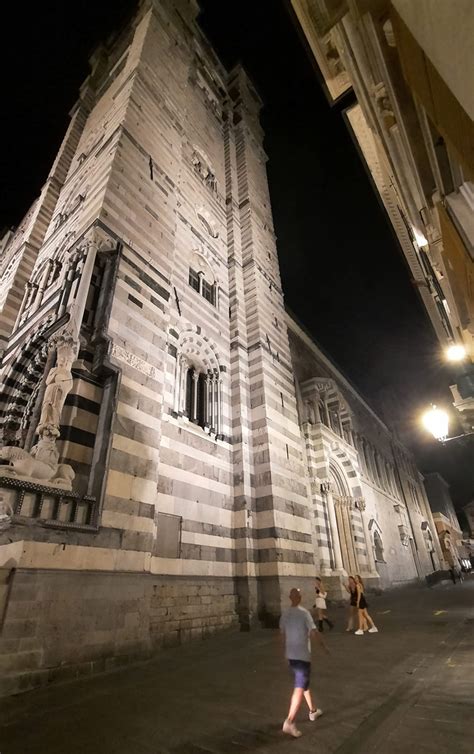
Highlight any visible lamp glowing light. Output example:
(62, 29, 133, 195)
(413, 228, 428, 247)
(446, 344, 467, 362)
(422, 405, 449, 441)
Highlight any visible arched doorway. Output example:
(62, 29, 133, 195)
(329, 463, 359, 575)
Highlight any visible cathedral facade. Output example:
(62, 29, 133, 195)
(0, 0, 443, 696)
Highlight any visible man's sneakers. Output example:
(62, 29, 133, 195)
(283, 709, 323, 737)
(354, 629, 364, 635)
(282, 719, 302, 738)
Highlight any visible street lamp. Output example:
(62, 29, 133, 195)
(422, 405, 449, 441)
(422, 405, 474, 443)
(446, 344, 467, 362)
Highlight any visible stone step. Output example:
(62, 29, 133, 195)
(0, 650, 43, 674)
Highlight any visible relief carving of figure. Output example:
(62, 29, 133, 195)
(0, 333, 77, 491)
(37, 338, 75, 438)
(0, 443, 75, 489)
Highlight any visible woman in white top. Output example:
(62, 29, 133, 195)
(313, 577, 334, 632)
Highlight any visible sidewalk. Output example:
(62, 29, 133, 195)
(1, 577, 473, 753)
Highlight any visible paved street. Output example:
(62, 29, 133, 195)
(0, 577, 473, 754)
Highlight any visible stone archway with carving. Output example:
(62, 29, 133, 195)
(319, 443, 377, 578)
(171, 326, 224, 438)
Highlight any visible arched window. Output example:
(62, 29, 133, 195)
(174, 351, 222, 438)
(374, 530, 385, 562)
(188, 252, 217, 307)
(185, 367, 208, 428)
(196, 208, 219, 238)
(374, 451, 383, 487)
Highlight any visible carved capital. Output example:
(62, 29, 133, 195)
(76, 227, 117, 256)
(320, 481, 332, 494)
(354, 497, 366, 512)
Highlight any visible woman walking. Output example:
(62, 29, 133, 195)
(344, 576, 358, 632)
(354, 575, 378, 635)
(314, 577, 334, 632)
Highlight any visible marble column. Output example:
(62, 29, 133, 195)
(321, 482, 344, 571)
(191, 371, 199, 422)
(173, 355, 182, 413)
(15, 282, 33, 328)
(205, 372, 212, 426)
(217, 377, 222, 436)
(342, 498, 358, 574)
(179, 357, 188, 414)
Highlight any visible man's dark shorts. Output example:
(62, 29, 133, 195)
(288, 659, 311, 690)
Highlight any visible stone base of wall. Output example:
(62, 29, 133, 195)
(257, 575, 318, 626)
(0, 568, 238, 698)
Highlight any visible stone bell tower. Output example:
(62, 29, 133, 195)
(0, 0, 316, 696)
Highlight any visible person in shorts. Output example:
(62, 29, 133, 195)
(279, 587, 329, 738)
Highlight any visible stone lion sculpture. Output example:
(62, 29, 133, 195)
(0, 446, 75, 490)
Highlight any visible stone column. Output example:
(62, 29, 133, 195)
(15, 282, 31, 328)
(337, 409, 344, 438)
(205, 372, 212, 425)
(173, 355, 182, 413)
(355, 498, 378, 575)
(341, 497, 358, 575)
(179, 357, 188, 414)
(217, 377, 222, 436)
(322, 394, 330, 427)
(191, 370, 199, 422)
(321, 482, 344, 572)
(210, 372, 216, 431)
(313, 396, 321, 423)
(31, 263, 51, 311)
(19, 282, 38, 325)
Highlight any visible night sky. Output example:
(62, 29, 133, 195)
(1, 0, 472, 509)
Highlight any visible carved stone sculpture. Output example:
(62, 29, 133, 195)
(0, 444, 75, 490)
(37, 336, 75, 439)
(0, 332, 77, 491)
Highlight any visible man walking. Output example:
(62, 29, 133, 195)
(280, 587, 329, 738)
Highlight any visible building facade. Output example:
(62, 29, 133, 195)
(0, 0, 442, 696)
(290, 0, 474, 433)
(424, 472, 471, 570)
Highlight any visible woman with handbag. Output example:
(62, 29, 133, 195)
(354, 575, 378, 635)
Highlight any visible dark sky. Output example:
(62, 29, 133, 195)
(1, 0, 472, 508)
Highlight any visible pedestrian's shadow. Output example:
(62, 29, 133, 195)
(161, 722, 286, 753)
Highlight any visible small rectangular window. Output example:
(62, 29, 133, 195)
(189, 268, 200, 292)
(155, 512, 182, 558)
(202, 279, 215, 305)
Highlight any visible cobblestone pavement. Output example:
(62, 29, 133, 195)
(1, 577, 473, 754)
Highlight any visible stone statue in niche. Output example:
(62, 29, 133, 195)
(191, 148, 217, 191)
(37, 337, 75, 439)
(324, 36, 345, 76)
(373, 83, 395, 127)
(0, 333, 77, 491)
